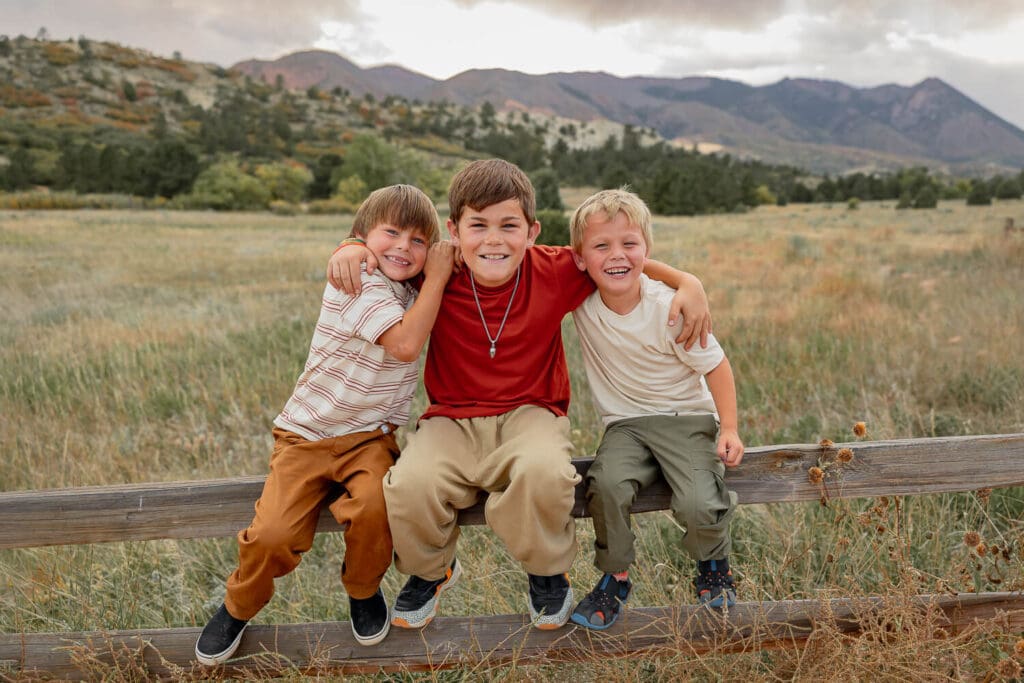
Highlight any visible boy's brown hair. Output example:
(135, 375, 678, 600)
(448, 159, 536, 225)
(570, 187, 653, 253)
(350, 184, 440, 243)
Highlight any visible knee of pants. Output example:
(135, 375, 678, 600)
(242, 518, 313, 559)
(513, 456, 578, 498)
(587, 470, 637, 511)
(671, 490, 722, 532)
(346, 488, 389, 535)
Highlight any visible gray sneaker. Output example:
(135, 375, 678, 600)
(527, 573, 573, 629)
(391, 558, 462, 629)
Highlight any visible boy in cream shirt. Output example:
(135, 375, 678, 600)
(569, 188, 744, 629)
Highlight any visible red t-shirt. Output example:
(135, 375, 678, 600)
(421, 246, 594, 420)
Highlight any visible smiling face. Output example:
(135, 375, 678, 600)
(448, 198, 541, 287)
(363, 222, 430, 282)
(572, 210, 649, 314)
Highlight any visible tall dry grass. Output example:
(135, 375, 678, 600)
(2, 200, 1023, 680)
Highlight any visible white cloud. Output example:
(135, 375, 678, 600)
(2, 0, 1023, 128)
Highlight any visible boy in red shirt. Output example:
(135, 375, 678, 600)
(328, 160, 710, 629)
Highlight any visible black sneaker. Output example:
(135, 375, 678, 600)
(570, 573, 632, 630)
(391, 558, 462, 629)
(527, 572, 573, 629)
(694, 557, 737, 609)
(350, 589, 390, 646)
(195, 603, 248, 666)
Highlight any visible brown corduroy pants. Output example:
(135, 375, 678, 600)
(224, 426, 398, 621)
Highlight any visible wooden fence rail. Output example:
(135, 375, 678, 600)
(2, 433, 1023, 550)
(3, 433, 1024, 679)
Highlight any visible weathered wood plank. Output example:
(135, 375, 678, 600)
(2, 434, 1022, 549)
(2, 593, 1021, 680)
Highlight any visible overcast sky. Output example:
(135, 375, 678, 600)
(6, 0, 1024, 129)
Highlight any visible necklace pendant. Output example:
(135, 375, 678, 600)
(489, 343, 496, 359)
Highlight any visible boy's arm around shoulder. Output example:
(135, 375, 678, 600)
(704, 356, 744, 467)
(376, 242, 454, 362)
(328, 244, 378, 294)
(642, 259, 712, 351)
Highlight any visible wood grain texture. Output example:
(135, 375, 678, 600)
(3, 593, 1022, 680)
(2, 433, 1022, 549)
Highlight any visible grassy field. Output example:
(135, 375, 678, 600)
(1, 200, 1024, 680)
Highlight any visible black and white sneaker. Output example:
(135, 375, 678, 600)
(195, 603, 248, 666)
(350, 589, 390, 646)
(391, 558, 462, 629)
(527, 572, 573, 629)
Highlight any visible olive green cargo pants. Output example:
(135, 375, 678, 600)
(586, 414, 737, 573)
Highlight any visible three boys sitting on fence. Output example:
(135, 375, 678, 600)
(196, 159, 740, 663)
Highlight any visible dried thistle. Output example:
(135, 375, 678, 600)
(808, 466, 824, 484)
(964, 531, 982, 547)
(837, 447, 854, 463)
(976, 544, 987, 557)
(819, 439, 834, 448)
(996, 657, 1021, 679)
(1013, 638, 1024, 658)
(977, 488, 993, 504)
(853, 422, 867, 437)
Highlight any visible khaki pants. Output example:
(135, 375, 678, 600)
(383, 405, 581, 579)
(224, 426, 398, 620)
(586, 414, 737, 573)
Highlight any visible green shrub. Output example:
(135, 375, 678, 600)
(913, 186, 938, 209)
(187, 160, 270, 210)
(536, 209, 570, 246)
(966, 181, 992, 206)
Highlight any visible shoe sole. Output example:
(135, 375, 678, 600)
(570, 611, 618, 630)
(529, 583, 573, 630)
(392, 559, 462, 629)
(352, 606, 391, 646)
(194, 624, 248, 666)
(699, 591, 737, 610)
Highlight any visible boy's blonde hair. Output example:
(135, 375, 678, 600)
(448, 159, 536, 225)
(570, 187, 652, 253)
(350, 184, 440, 243)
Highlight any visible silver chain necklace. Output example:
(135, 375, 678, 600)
(469, 266, 521, 359)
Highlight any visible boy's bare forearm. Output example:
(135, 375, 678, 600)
(705, 357, 739, 431)
(376, 275, 446, 362)
(644, 260, 711, 350)
(642, 259, 687, 289)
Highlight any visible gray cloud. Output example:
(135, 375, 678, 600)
(454, 0, 1024, 32)
(451, 0, 788, 29)
(3, 0, 363, 64)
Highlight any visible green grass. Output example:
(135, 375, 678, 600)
(1, 200, 1024, 679)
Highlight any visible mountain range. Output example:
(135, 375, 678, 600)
(234, 50, 1024, 174)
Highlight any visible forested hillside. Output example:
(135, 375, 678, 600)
(1, 35, 1022, 215)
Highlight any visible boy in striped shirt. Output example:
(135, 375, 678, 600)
(195, 185, 453, 665)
